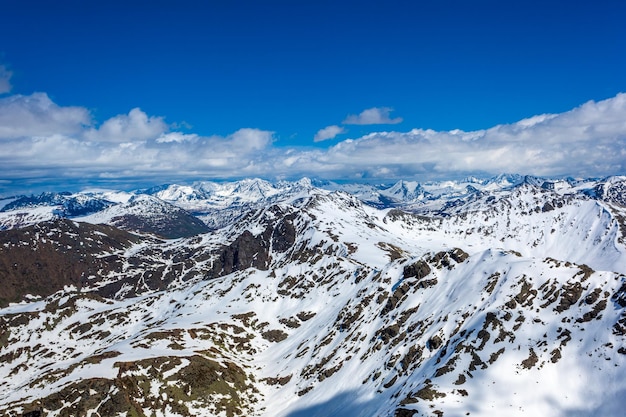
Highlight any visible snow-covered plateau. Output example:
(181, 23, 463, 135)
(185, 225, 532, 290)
(1, 175, 626, 417)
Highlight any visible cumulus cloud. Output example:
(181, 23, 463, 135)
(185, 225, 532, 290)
(85, 108, 168, 143)
(0, 65, 12, 94)
(2, 92, 626, 195)
(314, 125, 346, 142)
(0, 93, 91, 139)
(227, 128, 274, 151)
(343, 107, 403, 125)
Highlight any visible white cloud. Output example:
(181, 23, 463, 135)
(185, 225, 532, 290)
(294, 93, 626, 179)
(314, 125, 346, 142)
(0, 98, 278, 192)
(343, 107, 403, 125)
(155, 132, 199, 143)
(0, 65, 12, 94)
(2, 92, 626, 195)
(85, 108, 167, 143)
(0, 93, 91, 139)
(227, 128, 274, 151)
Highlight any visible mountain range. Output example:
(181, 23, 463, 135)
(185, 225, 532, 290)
(1, 175, 626, 416)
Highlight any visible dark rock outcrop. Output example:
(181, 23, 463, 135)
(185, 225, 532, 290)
(209, 213, 297, 277)
(0, 219, 140, 307)
(210, 230, 271, 276)
(110, 207, 211, 239)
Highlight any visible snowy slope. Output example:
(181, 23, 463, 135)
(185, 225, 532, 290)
(1, 178, 626, 416)
(75, 194, 211, 238)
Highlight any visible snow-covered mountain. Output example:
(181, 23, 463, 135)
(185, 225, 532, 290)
(0, 192, 114, 230)
(75, 194, 211, 239)
(1, 176, 626, 416)
(0, 175, 561, 233)
(146, 178, 314, 230)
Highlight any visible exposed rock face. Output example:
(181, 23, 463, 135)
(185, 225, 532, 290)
(0, 219, 140, 307)
(109, 209, 211, 239)
(209, 214, 297, 277)
(403, 260, 431, 279)
(271, 215, 297, 253)
(210, 230, 271, 276)
(16, 355, 256, 417)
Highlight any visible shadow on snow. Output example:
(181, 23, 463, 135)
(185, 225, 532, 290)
(283, 390, 397, 417)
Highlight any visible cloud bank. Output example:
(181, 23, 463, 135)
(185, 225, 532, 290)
(1, 92, 626, 194)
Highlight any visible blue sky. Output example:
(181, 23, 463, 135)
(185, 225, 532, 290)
(1, 0, 626, 195)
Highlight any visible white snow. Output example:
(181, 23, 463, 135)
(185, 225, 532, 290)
(2, 176, 626, 416)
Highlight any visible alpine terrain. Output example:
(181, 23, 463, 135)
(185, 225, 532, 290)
(1, 175, 626, 417)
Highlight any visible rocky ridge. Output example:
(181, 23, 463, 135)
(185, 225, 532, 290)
(0, 177, 626, 416)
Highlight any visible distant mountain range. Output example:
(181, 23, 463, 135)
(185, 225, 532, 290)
(0, 174, 608, 233)
(1, 175, 626, 416)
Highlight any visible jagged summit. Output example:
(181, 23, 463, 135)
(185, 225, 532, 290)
(1, 175, 626, 416)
